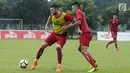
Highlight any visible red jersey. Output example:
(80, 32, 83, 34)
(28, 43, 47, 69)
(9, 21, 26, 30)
(75, 9, 91, 33)
(64, 13, 74, 21)
(109, 19, 120, 32)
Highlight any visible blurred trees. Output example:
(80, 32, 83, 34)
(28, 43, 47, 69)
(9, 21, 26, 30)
(0, 0, 50, 24)
(0, 0, 11, 18)
(52, 0, 130, 30)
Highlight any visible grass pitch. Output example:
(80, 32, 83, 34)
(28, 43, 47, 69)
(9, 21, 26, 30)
(0, 39, 130, 73)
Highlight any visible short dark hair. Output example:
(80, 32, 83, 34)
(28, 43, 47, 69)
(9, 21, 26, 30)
(72, 2, 80, 8)
(113, 14, 118, 16)
(50, 4, 59, 9)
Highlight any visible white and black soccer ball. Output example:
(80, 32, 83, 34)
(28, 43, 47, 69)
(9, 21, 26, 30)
(19, 59, 28, 68)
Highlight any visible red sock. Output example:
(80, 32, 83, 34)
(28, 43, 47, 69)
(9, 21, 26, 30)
(86, 51, 95, 62)
(56, 47, 62, 64)
(36, 48, 44, 59)
(82, 51, 97, 67)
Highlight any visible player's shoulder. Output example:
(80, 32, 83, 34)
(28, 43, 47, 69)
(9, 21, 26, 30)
(64, 12, 73, 18)
(76, 9, 82, 14)
(62, 12, 67, 15)
(109, 19, 112, 22)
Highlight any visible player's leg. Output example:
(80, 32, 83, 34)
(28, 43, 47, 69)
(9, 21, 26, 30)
(106, 31, 115, 49)
(106, 40, 114, 49)
(79, 46, 97, 67)
(31, 42, 48, 69)
(56, 44, 63, 72)
(79, 46, 98, 69)
(114, 38, 119, 51)
(113, 32, 119, 51)
(79, 33, 98, 72)
(79, 46, 98, 72)
(78, 46, 96, 62)
(31, 32, 56, 70)
(35, 42, 48, 62)
(56, 34, 67, 72)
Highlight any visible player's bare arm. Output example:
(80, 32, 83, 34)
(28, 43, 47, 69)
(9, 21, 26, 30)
(73, 19, 81, 25)
(60, 14, 75, 32)
(61, 18, 77, 32)
(45, 15, 52, 30)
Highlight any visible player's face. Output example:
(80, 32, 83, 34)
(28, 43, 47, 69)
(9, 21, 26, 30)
(113, 15, 117, 19)
(50, 8, 57, 15)
(72, 5, 76, 13)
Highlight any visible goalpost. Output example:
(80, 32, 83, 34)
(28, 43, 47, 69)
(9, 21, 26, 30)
(0, 18, 23, 30)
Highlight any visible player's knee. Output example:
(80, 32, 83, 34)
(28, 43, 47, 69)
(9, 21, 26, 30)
(80, 46, 88, 53)
(78, 46, 81, 52)
(56, 44, 62, 48)
(78, 46, 85, 53)
(41, 42, 48, 48)
(114, 38, 116, 40)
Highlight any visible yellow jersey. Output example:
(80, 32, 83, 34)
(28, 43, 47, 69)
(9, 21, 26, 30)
(52, 12, 69, 35)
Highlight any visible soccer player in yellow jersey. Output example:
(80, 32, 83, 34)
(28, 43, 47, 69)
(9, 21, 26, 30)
(31, 4, 74, 72)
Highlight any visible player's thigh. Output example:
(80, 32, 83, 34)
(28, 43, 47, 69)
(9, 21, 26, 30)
(56, 35, 67, 48)
(80, 33, 92, 47)
(44, 32, 57, 46)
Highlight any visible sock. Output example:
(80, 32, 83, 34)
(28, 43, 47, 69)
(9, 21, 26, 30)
(58, 64, 61, 66)
(78, 46, 96, 62)
(56, 47, 62, 64)
(82, 51, 97, 68)
(87, 52, 96, 62)
(34, 58, 38, 62)
(35, 48, 44, 61)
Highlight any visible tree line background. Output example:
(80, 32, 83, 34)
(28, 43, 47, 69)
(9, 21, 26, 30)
(0, 0, 130, 31)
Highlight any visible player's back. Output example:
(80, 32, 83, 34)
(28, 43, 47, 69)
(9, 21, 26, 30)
(76, 10, 91, 33)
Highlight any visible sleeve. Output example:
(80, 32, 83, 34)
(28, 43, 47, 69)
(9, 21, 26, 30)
(76, 11, 82, 20)
(64, 14, 74, 21)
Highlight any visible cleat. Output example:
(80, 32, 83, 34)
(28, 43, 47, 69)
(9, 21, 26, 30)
(88, 67, 98, 72)
(31, 61, 37, 70)
(56, 66, 62, 72)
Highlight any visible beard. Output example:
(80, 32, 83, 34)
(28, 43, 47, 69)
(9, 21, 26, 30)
(53, 11, 57, 15)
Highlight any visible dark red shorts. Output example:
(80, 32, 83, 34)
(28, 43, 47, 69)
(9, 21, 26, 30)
(111, 31, 117, 38)
(44, 32, 67, 47)
(80, 33, 92, 47)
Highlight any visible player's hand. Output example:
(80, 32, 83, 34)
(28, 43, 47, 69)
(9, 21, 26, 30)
(61, 26, 68, 32)
(45, 25, 48, 30)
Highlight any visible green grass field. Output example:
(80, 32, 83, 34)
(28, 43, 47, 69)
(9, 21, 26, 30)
(0, 39, 130, 73)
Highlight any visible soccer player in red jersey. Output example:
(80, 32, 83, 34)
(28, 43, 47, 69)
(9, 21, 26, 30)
(106, 15, 120, 51)
(31, 4, 74, 72)
(61, 2, 98, 72)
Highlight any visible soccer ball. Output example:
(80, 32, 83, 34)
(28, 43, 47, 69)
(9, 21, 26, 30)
(19, 59, 28, 68)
